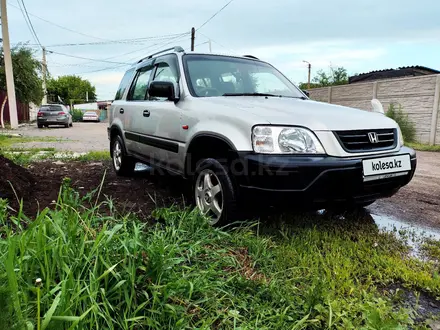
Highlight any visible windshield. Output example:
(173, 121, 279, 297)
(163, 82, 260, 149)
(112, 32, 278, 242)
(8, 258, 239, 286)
(182, 54, 305, 98)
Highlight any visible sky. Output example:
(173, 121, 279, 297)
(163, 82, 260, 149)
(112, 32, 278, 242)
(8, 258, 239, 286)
(6, 0, 440, 100)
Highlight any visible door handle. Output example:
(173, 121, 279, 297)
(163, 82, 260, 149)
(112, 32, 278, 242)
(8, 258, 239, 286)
(143, 110, 150, 117)
(119, 108, 124, 114)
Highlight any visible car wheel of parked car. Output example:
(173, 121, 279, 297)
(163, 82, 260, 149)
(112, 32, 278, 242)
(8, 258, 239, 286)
(111, 135, 136, 176)
(193, 158, 238, 226)
(37, 124, 43, 128)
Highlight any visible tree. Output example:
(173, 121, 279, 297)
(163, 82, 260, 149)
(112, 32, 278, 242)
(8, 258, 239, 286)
(299, 65, 349, 90)
(47, 75, 97, 105)
(0, 45, 44, 127)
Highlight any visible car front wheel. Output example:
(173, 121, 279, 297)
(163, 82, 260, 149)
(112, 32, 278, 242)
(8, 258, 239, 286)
(111, 135, 135, 176)
(193, 158, 238, 226)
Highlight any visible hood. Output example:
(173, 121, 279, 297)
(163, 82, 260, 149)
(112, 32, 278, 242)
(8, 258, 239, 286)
(198, 96, 398, 131)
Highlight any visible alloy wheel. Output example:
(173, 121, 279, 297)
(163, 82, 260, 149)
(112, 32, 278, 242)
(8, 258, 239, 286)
(195, 169, 224, 224)
(113, 140, 122, 171)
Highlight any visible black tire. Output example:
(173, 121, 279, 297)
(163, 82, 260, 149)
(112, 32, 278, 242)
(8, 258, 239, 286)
(37, 124, 43, 128)
(192, 158, 238, 226)
(111, 135, 136, 176)
(70, 122, 73, 127)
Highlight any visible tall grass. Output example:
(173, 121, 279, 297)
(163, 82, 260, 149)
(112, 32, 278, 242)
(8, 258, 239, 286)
(0, 180, 439, 329)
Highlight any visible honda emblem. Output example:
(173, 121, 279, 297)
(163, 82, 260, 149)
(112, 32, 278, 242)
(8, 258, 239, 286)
(368, 132, 379, 143)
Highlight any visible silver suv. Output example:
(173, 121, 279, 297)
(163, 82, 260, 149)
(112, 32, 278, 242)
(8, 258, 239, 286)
(108, 46, 417, 225)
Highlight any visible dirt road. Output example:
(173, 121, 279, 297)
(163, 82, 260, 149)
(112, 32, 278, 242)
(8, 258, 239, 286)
(370, 150, 440, 229)
(9, 122, 108, 152)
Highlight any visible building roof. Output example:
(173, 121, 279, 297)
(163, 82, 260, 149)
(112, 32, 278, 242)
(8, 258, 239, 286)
(349, 65, 440, 83)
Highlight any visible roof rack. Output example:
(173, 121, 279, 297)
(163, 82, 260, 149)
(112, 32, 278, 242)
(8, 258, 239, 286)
(243, 55, 259, 60)
(137, 46, 184, 64)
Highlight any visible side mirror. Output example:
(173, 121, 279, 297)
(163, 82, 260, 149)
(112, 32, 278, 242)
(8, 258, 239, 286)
(302, 90, 310, 97)
(149, 80, 179, 101)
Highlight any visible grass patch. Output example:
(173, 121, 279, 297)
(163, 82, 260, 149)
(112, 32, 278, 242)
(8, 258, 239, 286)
(0, 181, 439, 329)
(0, 135, 59, 148)
(76, 150, 110, 161)
(407, 142, 440, 152)
(0, 134, 109, 165)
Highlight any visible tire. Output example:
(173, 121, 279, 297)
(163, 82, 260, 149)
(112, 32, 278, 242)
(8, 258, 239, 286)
(69, 122, 73, 127)
(111, 135, 136, 176)
(192, 158, 238, 226)
(37, 124, 43, 128)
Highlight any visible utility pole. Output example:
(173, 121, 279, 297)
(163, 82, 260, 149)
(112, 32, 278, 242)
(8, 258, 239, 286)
(86, 90, 88, 102)
(190, 27, 195, 51)
(303, 60, 311, 89)
(42, 47, 47, 104)
(1, 0, 19, 129)
(208, 39, 212, 53)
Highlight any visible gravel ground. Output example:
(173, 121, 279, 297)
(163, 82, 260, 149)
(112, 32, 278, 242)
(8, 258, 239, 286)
(4, 123, 440, 230)
(369, 150, 440, 229)
(8, 122, 109, 152)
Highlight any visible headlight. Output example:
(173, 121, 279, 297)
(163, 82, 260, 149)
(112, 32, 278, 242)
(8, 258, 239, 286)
(252, 126, 326, 154)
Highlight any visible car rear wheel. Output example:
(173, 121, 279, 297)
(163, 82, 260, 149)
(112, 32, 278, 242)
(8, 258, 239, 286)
(111, 135, 136, 176)
(193, 158, 238, 226)
(37, 124, 43, 128)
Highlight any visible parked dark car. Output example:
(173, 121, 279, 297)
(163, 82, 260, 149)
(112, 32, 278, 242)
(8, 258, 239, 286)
(37, 104, 73, 128)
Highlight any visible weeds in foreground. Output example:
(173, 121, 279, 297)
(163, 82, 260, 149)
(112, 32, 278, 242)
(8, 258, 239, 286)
(0, 181, 439, 329)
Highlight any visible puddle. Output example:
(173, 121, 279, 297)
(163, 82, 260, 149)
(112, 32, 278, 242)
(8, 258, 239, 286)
(135, 163, 151, 172)
(370, 212, 440, 259)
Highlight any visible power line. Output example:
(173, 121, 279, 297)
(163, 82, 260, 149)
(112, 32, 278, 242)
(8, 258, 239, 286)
(8, 1, 111, 42)
(47, 50, 130, 65)
(197, 0, 235, 31)
(41, 33, 190, 48)
(16, 0, 42, 47)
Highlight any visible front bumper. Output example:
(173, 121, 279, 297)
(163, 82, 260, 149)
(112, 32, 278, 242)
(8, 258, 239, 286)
(235, 146, 416, 206)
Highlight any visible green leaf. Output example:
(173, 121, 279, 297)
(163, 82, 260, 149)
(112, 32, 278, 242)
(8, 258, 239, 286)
(41, 291, 62, 330)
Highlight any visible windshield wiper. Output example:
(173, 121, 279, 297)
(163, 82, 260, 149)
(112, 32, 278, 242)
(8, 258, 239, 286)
(222, 92, 280, 97)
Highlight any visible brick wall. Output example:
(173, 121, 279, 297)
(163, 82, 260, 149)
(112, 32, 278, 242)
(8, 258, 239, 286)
(307, 74, 440, 145)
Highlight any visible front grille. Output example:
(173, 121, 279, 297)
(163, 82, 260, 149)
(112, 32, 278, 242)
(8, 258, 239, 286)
(333, 128, 397, 152)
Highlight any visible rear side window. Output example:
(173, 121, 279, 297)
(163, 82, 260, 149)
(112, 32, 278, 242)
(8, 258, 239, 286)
(114, 68, 135, 100)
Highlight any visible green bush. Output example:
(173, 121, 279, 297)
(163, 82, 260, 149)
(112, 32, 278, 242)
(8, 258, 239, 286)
(386, 103, 417, 143)
(71, 109, 84, 122)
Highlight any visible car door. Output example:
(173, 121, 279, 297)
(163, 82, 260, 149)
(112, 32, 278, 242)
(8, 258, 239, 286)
(123, 61, 156, 157)
(111, 67, 136, 153)
(141, 54, 184, 172)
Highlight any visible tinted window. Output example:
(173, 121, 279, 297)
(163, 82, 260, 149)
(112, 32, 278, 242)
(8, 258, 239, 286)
(129, 67, 153, 101)
(114, 68, 135, 100)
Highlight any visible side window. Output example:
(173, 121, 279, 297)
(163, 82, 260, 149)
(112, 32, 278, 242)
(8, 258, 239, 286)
(152, 62, 178, 84)
(128, 67, 153, 101)
(114, 68, 135, 100)
(150, 59, 179, 101)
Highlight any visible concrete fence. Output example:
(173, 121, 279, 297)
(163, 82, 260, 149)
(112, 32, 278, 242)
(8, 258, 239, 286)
(307, 74, 440, 145)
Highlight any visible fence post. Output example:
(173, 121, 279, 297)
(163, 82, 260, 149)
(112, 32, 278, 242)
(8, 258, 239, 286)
(328, 87, 332, 103)
(373, 82, 378, 99)
(429, 75, 440, 145)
